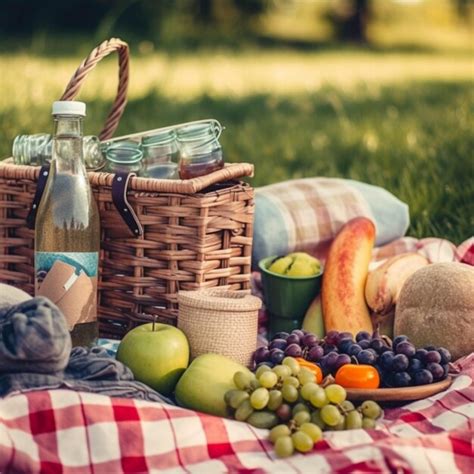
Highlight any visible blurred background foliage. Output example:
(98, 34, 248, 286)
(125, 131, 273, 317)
(1, 0, 473, 53)
(0, 0, 473, 242)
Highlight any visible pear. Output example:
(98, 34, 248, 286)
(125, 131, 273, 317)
(302, 294, 325, 338)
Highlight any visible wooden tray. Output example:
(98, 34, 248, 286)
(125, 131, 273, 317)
(346, 376, 453, 402)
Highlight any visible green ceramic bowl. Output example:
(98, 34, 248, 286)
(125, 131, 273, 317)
(258, 256, 323, 337)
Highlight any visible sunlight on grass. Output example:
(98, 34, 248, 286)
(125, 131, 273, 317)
(0, 50, 472, 243)
(0, 50, 472, 113)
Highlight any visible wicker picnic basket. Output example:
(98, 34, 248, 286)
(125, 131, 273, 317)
(0, 38, 255, 339)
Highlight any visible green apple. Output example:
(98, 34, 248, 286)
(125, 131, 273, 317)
(175, 353, 252, 417)
(116, 323, 189, 396)
(268, 252, 321, 277)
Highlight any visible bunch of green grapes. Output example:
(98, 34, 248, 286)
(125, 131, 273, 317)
(224, 357, 383, 458)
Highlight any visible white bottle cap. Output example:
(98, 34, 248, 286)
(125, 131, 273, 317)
(52, 101, 86, 117)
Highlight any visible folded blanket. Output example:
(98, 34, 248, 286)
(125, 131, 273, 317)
(66, 345, 135, 381)
(0, 346, 169, 403)
(253, 177, 410, 266)
(0, 296, 171, 404)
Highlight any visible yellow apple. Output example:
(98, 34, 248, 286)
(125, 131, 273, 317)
(175, 353, 252, 417)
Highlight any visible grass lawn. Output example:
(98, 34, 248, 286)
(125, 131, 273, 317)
(0, 49, 472, 243)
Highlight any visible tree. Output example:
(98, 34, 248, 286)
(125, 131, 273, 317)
(327, 0, 371, 43)
(193, 0, 266, 25)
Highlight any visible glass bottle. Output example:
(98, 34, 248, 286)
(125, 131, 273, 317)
(35, 101, 100, 347)
(103, 140, 143, 174)
(141, 129, 179, 179)
(13, 133, 105, 170)
(176, 121, 224, 179)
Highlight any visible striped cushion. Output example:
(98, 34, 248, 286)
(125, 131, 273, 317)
(252, 177, 409, 266)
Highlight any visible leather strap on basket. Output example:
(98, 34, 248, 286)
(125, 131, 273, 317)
(26, 164, 51, 229)
(112, 172, 143, 237)
(60, 38, 129, 140)
(26, 167, 143, 236)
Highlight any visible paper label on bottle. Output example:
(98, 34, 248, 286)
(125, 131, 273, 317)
(35, 252, 98, 330)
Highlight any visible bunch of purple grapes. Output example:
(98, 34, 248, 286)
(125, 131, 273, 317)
(376, 335, 451, 387)
(254, 329, 321, 366)
(253, 329, 451, 387)
(324, 330, 451, 387)
(253, 329, 350, 377)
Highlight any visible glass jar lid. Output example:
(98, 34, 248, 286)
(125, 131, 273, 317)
(142, 129, 176, 147)
(176, 119, 222, 142)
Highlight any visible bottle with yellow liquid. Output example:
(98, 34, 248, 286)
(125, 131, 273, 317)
(35, 101, 100, 346)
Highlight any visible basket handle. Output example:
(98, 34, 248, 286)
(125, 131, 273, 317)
(60, 38, 129, 140)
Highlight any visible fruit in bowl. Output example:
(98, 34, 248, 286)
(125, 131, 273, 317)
(259, 253, 323, 336)
(268, 252, 322, 278)
(254, 328, 451, 389)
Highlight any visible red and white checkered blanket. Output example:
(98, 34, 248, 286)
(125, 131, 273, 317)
(0, 354, 472, 473)
(0, 237, 473, 473)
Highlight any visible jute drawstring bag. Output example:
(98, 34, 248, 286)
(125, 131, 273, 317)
(177, 290, 262, 368)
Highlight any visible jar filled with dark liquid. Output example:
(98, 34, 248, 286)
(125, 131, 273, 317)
(176, 121, 224, 179)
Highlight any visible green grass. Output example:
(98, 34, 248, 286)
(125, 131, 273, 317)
(0, 50, 473, 243)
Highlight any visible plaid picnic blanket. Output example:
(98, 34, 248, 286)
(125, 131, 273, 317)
(0, 236, 472, 473)
(0, 353, 472, 473)
(252, 177, 417, 267)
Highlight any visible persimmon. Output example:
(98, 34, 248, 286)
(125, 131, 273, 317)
(295, 357, 323, 384)
(335, 364, 380, 389)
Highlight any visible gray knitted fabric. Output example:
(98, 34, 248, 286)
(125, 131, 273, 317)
(0, 297, 71, 374)
(0, 296, 173, 404)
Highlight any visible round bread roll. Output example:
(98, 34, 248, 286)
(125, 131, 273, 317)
(395, 262, 474, 361)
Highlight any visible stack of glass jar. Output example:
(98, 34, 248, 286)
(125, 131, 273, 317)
(13, 134, 105, 170)
(12, 119, 225, 180)
(103, 119, 224, 179)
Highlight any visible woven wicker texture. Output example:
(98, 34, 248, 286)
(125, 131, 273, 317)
(0, 160, 254, 194)
(0, 161, 255, 338)
(0, 38, 255, 339)
(177, 290, 261, 367)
